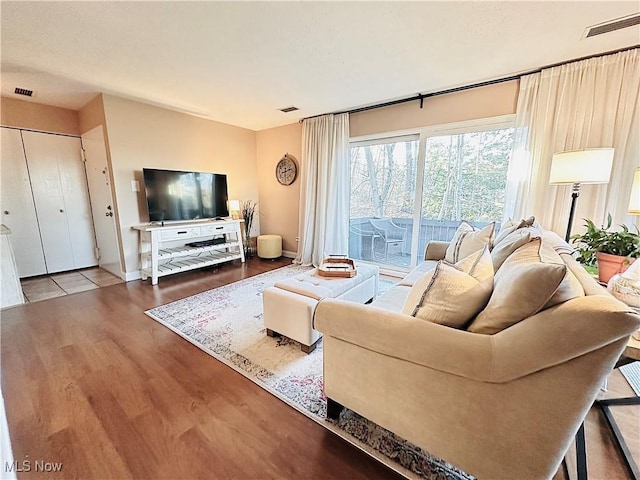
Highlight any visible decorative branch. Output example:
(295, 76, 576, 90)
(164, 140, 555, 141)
(240, 200, 258, 240)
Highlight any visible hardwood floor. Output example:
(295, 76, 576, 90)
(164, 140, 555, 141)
(1, 257, 638, 479)
(2, 258, 402, 479)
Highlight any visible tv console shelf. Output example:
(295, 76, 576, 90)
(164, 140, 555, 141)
(133, 219, 245, 285)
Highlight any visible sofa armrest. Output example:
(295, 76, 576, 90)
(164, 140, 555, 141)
(314, 298, 494, 381)
(424, 240, 449, 260)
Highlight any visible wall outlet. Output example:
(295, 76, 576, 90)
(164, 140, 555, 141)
(131, 180, 139, 192)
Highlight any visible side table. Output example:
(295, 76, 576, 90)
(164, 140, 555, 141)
(568, 331, 640, 480)
(597, 333, 639, 480)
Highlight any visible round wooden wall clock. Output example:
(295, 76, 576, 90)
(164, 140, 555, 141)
(275, 154, 298, 186)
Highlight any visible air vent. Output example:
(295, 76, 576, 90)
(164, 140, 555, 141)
(14, 87, 34, 97)
(585, 13, 640, 38)
(278, 106, 299, 113)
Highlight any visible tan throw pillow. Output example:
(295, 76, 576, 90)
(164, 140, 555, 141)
(402, 247, 494, 329)
(494, 216, 536, 245)
(468, 238, 566, 335)
(491, 225, 543, 271)
(540, 241, 585, 308)
(542, 230, 576, 256)
(445, 221, 496, 263)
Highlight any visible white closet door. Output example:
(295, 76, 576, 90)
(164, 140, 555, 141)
(0, 128, 47, 277)
(22, 131, 97, 273)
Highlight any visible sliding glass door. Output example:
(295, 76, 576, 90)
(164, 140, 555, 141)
(349, 135, 419, 268)
(349, 116, 514, 272)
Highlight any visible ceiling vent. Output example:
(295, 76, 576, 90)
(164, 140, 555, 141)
(278, 106, 299, 113)
(585, 13, 640, 38)
(14, 87, 34, 97)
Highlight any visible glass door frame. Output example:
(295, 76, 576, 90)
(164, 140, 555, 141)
(349, 114, 515, 275)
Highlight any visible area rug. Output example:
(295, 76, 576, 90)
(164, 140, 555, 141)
(620, 361, 640, 396)
(145, 265, 472, 480)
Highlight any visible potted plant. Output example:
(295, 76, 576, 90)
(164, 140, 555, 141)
(571, 214, 640, 283)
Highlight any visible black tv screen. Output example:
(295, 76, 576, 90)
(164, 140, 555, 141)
(143, 168, 229, 222)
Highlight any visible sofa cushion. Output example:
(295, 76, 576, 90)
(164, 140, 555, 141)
(371, 285, 411, 313)
(399, 259, 439, 287)
(491, 224, 543, 271)
(468, 238, 567, 335)
(445, 221, 495, 263)
(402, 247, 493, 328)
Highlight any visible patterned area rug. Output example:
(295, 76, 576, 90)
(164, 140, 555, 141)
(620, 361, 640, 396)
(145, 265, 473, 480)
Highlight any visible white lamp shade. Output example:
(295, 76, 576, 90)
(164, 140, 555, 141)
(228, 200, 241, 212)
(629, 168, 640, 215)
(549, 148, 614, 185)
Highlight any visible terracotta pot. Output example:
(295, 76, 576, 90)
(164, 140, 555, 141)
(596, 252, 636, 284)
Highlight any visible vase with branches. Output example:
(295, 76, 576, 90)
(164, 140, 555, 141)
(241, 200, 258, 256)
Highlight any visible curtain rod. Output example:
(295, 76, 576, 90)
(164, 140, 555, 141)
(301, 44, 639, 122)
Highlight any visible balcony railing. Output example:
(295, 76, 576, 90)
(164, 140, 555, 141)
(349, 217, 497, 269)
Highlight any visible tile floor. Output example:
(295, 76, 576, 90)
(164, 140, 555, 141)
(20, 267, 124, 303)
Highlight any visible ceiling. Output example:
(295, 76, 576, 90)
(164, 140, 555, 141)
(1, 1, 639, 131)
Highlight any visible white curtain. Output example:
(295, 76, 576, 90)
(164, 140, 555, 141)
(505, 49, 640, 236)
(295, 113, 350, 266)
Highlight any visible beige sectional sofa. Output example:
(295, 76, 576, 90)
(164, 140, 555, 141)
(314, 224, 640, 479)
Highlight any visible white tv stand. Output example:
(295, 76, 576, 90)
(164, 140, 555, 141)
(133, 219, 245, 285)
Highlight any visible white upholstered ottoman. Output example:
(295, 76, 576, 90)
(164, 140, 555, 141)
(263, 263, 379, 353)
(257, 234, 282, 259)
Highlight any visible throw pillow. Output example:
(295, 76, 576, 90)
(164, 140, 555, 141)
(541, 230, 576, 256)
(401, 246, 494, 329)
(445, 221, 496, 263)
(493, 216, 536, 245)
(490, 224, 543, 271)
(540, 240, 585, 308)
(468, 238, 566, 335)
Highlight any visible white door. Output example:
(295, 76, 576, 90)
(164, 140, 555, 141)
(21, 131, 97, 273)
(81, 126, 122, 277)
(0, 127, 47, 277)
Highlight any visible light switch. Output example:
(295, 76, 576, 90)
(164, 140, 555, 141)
(131, 180, 140, 192)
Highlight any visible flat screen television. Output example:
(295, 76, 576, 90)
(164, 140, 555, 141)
(143, 168, 229, 222)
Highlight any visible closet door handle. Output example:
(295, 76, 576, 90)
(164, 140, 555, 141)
(59, 209, 64, 213)
(3, 211, 8, 215)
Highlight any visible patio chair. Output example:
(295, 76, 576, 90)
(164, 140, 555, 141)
(368, 218, 407, 260)
(349, 222, 378, 261)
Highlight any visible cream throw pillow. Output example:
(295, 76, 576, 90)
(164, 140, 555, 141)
(445, 222, 496, 263)
(493, 216, 536, 245)
(491, 225, 543, 271)
(402, 247, 494, 329)
(468, 238, 567, 335)
(540, 241, 585, 308)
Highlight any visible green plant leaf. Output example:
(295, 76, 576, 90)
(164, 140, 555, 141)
(571, 214, 640, 265)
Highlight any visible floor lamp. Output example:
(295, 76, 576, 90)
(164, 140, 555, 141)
(549, 148, 615, 242)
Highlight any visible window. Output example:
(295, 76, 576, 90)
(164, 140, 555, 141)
(349, 116, 514, 272)
(349, 135, 418, 267)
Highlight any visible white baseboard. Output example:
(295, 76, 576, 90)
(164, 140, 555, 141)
(282, 250, 296, 259)
(125, 270, 142, 282)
